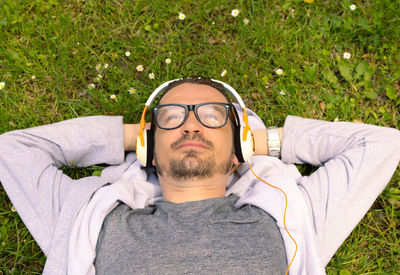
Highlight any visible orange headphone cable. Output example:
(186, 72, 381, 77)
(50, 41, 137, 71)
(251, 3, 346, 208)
(248, 162, 298, 275)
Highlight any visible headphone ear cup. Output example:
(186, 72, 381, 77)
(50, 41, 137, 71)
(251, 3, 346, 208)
(232, 104, 254, 163)
(234, 125, 254, 163)
(136, 129, 154, 167)
(239, 126, 254, 162)
(234, 125, 245, 163)
(146, 129, 154, 167)
(136, 130, 148, 167)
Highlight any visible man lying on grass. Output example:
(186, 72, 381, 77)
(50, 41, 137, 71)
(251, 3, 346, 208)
(0, 77, 399, 275)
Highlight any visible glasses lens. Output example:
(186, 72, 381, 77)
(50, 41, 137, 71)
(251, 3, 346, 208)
(156, 105, 186, 129)
(197, 103, 228, 128)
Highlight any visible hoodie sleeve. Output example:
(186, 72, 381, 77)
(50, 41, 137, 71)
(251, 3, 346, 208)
(281, 115, 400, 266)
(0, 116, 125, 254)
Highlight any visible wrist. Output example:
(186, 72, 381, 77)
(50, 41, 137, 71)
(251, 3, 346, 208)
(267, 126, 281, 158)
(252, 129, 268, 155)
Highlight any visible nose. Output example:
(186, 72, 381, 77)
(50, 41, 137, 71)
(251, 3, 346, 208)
(180, 110, 202, 134)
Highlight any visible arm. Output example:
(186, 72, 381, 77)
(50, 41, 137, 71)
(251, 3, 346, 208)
(281, 115, 400, 266)
(0, 116, 125, 254)
(126, 122, 283, 155)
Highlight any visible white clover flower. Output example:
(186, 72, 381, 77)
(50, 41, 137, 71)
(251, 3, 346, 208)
(231, 9, 239, 17)
(110, 94, 117, 101)
(212, 21, 215, 25)
(129, 88, 136, 94)
(0, 82, 4, 89)
(276, 68, 283, 75)
(149, 73, 155, 79)
(31, 75, 36, 80)
(125, 51, 131, 57)
(136, 65, 144, 72)
(88, 83, 95, 89)
(280, 90, 286, 95)
(104, 63, 109, 69)
(343, 52, 351, 59)
(11, 206, 16, 212)
(165, 58, 171, 64)
(350, 4, 356, 11)
(95, 64, 102, 71)
(243, 18, 249, 24)
(221, 70, 227, 77)
(179, 13, 186, 20)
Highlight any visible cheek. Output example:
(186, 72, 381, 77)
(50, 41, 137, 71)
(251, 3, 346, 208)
(213, 130, 235, 155)
(153, 131, 177, 158)
(153, 134, 168, 167)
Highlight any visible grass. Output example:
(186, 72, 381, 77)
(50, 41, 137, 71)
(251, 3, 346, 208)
(0, 0, 399, 273)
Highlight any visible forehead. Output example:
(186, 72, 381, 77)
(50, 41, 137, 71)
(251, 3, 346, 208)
(159, 83, 228, 105)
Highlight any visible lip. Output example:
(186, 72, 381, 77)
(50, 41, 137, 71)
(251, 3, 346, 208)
(177, 142, 209, 149)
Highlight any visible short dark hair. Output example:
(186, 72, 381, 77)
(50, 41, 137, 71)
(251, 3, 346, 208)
(161, 77, 232, 104)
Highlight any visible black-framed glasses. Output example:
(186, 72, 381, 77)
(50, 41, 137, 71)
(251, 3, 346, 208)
(153, 102, 232, 130)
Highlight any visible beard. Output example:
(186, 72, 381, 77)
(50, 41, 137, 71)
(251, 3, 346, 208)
(170, 149, 216, 180)
(154, 134, 234, 181)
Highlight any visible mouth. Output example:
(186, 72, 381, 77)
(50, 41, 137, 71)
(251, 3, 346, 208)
(177, 142, 210, 149)
(171, 134, 214, 151)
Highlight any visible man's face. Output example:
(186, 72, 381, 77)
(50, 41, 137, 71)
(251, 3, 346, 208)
(152, 83, 238, 182)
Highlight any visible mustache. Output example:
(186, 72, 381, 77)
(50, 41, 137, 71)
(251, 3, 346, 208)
(170, 133, 214, 149)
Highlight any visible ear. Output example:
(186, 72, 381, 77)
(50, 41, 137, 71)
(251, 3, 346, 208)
(232, 154, 239, 166)
(229, 155, 240, 175)
(152, 149, 156, 167)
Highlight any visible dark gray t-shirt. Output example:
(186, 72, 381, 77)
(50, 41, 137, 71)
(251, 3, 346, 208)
(95, 194, 287, 274)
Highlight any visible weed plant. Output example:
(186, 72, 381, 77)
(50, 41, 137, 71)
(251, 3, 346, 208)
(0, 0, 399, 274)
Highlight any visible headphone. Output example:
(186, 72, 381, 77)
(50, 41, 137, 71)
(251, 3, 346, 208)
(136, 78, 255, 167)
